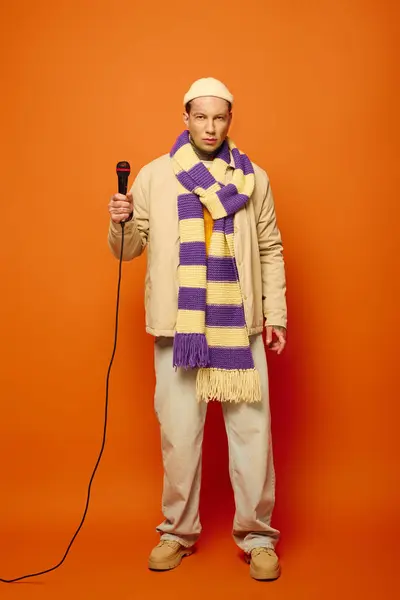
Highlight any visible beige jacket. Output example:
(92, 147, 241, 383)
(108, 153, 287, 337)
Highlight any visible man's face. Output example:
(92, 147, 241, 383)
(184, 97, 232, 154)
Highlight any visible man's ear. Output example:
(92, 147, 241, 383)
(183, 111, 189, 127)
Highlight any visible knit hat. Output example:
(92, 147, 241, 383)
(183, 77, 233, 106)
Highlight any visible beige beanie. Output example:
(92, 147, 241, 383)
(183, 77, 233, 106)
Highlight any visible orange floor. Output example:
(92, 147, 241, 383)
(0, 528, 396, 600)
(0, 404, 397, 599)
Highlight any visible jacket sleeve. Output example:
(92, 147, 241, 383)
(257, 177, 287, 329)
(107, 168, 149, 261)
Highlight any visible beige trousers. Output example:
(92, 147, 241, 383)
(153, 334, 280, 553)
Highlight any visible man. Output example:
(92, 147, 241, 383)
(107, 77, 287, 581)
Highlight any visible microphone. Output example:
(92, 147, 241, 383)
(116, 161, 131, 224)
(116, 160, 130, 194)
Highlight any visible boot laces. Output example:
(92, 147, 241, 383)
(159, 540, 180, 549)
(252, 547, 275, 558)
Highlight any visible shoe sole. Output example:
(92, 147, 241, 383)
(249, 564, 281, 580)
(148, 549, 193, 571)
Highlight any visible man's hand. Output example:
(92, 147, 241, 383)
(266, 326, 287, 355)
(108, 192, 133, 224)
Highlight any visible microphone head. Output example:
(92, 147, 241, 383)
(116, 161, 131, 175)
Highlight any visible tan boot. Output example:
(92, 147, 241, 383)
(246, 547, 281, 580)
(148, 540, 193, 571)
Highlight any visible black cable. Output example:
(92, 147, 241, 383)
(0, 223, 126, 584)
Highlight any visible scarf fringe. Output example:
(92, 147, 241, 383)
(196, 368, 261, 404)
(173, 333, 209, 369)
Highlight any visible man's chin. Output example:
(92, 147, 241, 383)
(190, 136, 224, 158)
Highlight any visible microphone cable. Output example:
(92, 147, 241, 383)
(0, 222, 126, 584)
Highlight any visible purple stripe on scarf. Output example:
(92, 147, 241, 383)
(231, 147, 242, 169)
(226, 215, 235, 234)
(206, 305, 246, 327)
(177, 169, 198, 193)
(231, 147, 253, 175)
(217, 183, 248, 216)
(178, 287, 206, 311)
(178, 194, 203, 220)
(213, 216, 234, 234)
(170, 130, 189, 157)
(241, 153, 254, 176)
(207, 256, 237, 282)
(217, 141, 231, 164)
(180, 242, 206, 266)
(208, 346, 255, 370)
(173, 333, 209, 368)
(188, 162, 216, 190)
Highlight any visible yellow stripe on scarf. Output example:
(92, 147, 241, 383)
(205, 327, 249, 347)
(211, 157, 228, 184)
(180, 218, 205, 243)
(208, 232, 234, 257)
(176, 309, 205, 333)
(199, 192, 227, 220)
(173, 145, 200, 173)
(206, 281, 243, 305)
(179, 265, 207, 288)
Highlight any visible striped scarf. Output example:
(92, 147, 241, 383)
(170, 130, 261, 403)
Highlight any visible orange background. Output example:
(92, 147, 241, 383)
(0, 0, 398, 598)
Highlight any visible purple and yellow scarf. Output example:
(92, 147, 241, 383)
(170, 130, 261, 403)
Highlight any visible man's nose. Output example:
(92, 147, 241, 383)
(205, 119, 216, 134)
